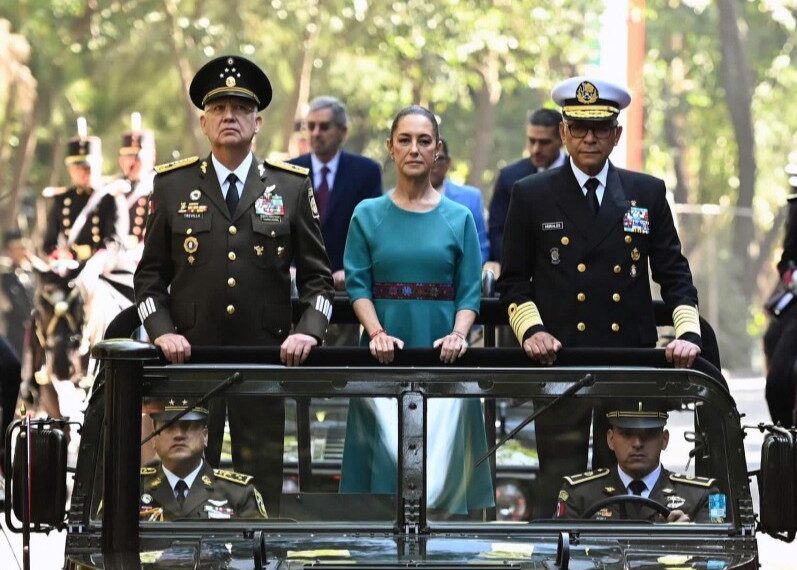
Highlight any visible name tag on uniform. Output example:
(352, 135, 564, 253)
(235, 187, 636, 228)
(542, 221, 563, 231)
(623, 207, 649, 234)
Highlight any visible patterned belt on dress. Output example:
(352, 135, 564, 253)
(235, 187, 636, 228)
(373, 281, 455, 301)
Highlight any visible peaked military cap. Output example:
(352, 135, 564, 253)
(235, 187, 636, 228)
(150, 398, 209, 423)
(189, 55, 272, 111)
(65, 135, 102, 165)
(552, 77, 631, 122)
(606, 401, 668, 429)
(120, 129, 155, 156)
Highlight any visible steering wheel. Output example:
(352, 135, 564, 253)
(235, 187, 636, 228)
(582, 494, 672, 519)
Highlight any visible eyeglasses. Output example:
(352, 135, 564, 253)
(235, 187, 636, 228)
(565, 123, 616, 139)
(307, 121, 333, 132)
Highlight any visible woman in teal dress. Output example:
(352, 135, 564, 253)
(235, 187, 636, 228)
(339, 105, 494, 516)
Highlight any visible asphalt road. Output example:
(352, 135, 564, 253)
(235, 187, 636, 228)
(1, 374, 794, 568)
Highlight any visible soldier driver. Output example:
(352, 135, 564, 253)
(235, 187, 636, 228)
(555, 403, 720, 523)
(140, 400, 267, 521)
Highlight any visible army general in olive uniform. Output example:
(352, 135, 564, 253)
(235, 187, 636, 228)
(140, 400, 266, 521)
(555, 403, 720, 523)
(134, 55, 334, 514)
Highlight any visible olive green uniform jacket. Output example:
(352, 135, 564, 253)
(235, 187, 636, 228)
(134, 154, 334, 345)
(139, 461, 267, 521)
(555, 466, 719, 522)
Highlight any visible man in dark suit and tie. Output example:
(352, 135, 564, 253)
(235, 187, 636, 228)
(487, 108, 565, 266)
(134, 55, 334, 514)
(497, 76, 702, 517)
(289, 96, 382, 344)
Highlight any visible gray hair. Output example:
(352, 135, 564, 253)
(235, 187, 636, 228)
(308, 96, 349, 129)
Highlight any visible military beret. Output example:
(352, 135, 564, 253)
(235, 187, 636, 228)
(606, 401, 668, 429)
(552, 77, 631, 122)
(189, 55, 272, 111)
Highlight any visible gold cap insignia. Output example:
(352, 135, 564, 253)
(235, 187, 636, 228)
(202, 475, 213, 487)
(226, 76, 236, 87)
(576, 81, 599, 105)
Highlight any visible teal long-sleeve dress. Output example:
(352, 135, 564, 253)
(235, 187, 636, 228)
(339, 194, 494, 515)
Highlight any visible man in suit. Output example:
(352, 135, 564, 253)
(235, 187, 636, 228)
(555, 403, 719, 523)
(487, 108, 565, 266)
(430, 138, 489, 263)
(289, 96, 382, 291)
(140, 400, 266, 521)
(497, 77, 702, 517)
(134, 55, 335, 514)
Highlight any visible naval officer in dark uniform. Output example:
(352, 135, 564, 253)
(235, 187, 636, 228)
(134, 55, 335, 514)
(497, 77, 703, 517)
(140, 400, 266, 521)
(42, 125, 123, 263)
(555, 403, 720, 523)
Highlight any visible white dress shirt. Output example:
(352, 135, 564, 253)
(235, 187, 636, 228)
(212, 152, 253, 200)
(162, 460, 204, 499)
(617, 464, 662, 499)
(570, 157, 609, 206)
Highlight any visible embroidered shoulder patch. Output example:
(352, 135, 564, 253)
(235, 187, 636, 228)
(563, 468, 610, 486)
(669, 473, 716, 487)
(140, 467, 157, 476)
(154, 156, 199, 174)
(214, 468, 254, 485)
(265, 158, 309, 176)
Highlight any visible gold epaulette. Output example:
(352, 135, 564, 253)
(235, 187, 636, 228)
(563, 468, 610, 486)
(42, 186, 68, 198)
(154, 156, 199, 174)
(214, 468, 254, 486)
(140, 467, 157, 476)
(265, 158, 309, 176)
(669, 473, 716, 487)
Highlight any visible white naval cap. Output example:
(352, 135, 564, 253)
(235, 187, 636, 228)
(551, 77, 631, 122)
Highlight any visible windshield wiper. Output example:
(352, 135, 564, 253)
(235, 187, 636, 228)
(475, 373, 594, 468)
(141, 371, 243, 445)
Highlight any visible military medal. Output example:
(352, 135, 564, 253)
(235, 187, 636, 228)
(202, 475, 212, 487)
(184, 236, 198, 254)
(630, 264, 637, 278)
(265, 184, 276, 194)
(190, 189, 201, 200)
(662, 487, 674, 494)
(604, 486, 615, 494)
(308, 186, 320, 219)
(188, 255, 195, 265)
(596, 508, 614, 519)
(255, 190, 285, 221)
(631, 247, 640, 261)
(254, 245, 264, 256)
(550, 247, 561, 265)
(623, 206, 650, 234)
(141, 493, 152, 505)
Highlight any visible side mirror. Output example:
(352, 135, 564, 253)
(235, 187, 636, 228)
(4, 418, 69, 532)
(758, 425, 797, 542)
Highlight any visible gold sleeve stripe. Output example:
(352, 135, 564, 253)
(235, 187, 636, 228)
(508, 302, 543, 343)
(672, 305, 701, 338)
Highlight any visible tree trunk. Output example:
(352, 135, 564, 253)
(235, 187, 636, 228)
(466, 56, 501, 190)
(163, 0, 204, 155)
(0, 81, 18, 200)
(716, 0, 756, 297)
(280, 23, 319, 152)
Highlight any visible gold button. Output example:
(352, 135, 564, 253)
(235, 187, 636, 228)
(92, 216, 100, 224)
(186, 228, 193, 235)
(138, 197, 147, 206)
(613, 265, 621, 274)
(228, 251, 236, 261)
(270, 230, 276, 238)
(92, 235, 101, 243)
(577, 263, 586, 273)
(64, 198, 72, 206)
(133, 227, 142, 236)
(611, 323, 620, 332)
(229, 225, 237, 235)
(612, 293, 621, 302)
(134, 216, 144, 225)
(624, 235, 632, 244)
(561, 236, 570, 246)
(63, 219, 71, 227)
(91, 227, 100, 235)
(226, 305, 235, 315)
(577, 292, 586, 302)
(577, 322, 586, 332)
(227, 277, 236, 287)
(62, 207, 70, 216)
(136, 207, 146, 215)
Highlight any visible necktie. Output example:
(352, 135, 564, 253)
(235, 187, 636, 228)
(629, 479, 646, 496)
(584, 177, 600, 216)
(315, 165, 330, 220)
(175, 479, 188, 506)
(225, 172, 240, 216)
